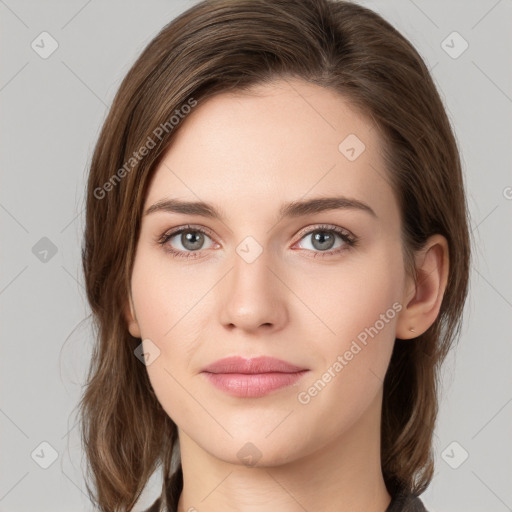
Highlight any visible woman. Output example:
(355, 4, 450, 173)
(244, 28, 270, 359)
(79, 0, 471, 511)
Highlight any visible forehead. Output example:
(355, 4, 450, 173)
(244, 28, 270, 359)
(144, 78, 393, 219)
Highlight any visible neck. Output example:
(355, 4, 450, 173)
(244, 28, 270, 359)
(176, 389, 391, 512)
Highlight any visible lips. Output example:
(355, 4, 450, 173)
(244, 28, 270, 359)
(201, 356, 309, 398)
(201, 356, 307, 374)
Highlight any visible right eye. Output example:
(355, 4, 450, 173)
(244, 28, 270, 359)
(158, 225, 218, 259)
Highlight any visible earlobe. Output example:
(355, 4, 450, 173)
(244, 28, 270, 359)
(124, 293, 141, 338)
(396, 234, 449, 340)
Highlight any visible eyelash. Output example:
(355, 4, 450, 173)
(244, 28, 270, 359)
(157, 223, 358, 260)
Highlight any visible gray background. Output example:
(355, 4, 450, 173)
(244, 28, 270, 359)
(1, 0, 511, 510)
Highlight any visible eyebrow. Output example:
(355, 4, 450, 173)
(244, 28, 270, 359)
(144, 195, 376, 221)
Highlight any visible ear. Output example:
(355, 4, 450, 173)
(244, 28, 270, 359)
(124, 291, 141, 338)
(396, 234, 449, 340)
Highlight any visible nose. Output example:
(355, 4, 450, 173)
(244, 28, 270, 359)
(217, 247, 289, 334)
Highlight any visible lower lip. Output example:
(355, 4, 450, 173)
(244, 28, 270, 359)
(202, 371, 309, 398)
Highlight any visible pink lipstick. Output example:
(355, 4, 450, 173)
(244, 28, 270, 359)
(201, 356, 309, 398)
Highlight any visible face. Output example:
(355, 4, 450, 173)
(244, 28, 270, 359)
(126, 78, 409, 467)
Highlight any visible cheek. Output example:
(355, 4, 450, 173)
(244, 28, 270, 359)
(130, 247, 211, 394)
(296, 243, 404, 343)
(288, 249, 404, 439)
(130, 251, 203, 424)
(130, 248, 205, 340)
(293, 244, 404, 390)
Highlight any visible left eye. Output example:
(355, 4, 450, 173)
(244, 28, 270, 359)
(294, 227, 354, 254)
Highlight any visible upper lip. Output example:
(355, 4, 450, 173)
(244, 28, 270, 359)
(201, 356, 307, 374)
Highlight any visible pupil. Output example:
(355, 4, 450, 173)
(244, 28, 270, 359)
(313, 231, 334, 250)
(183, 231, 203, 250)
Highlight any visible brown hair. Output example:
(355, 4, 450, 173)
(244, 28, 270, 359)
(78, 0, 471, 510)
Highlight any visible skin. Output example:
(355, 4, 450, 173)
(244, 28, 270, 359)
(125, 78, 449, 512)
